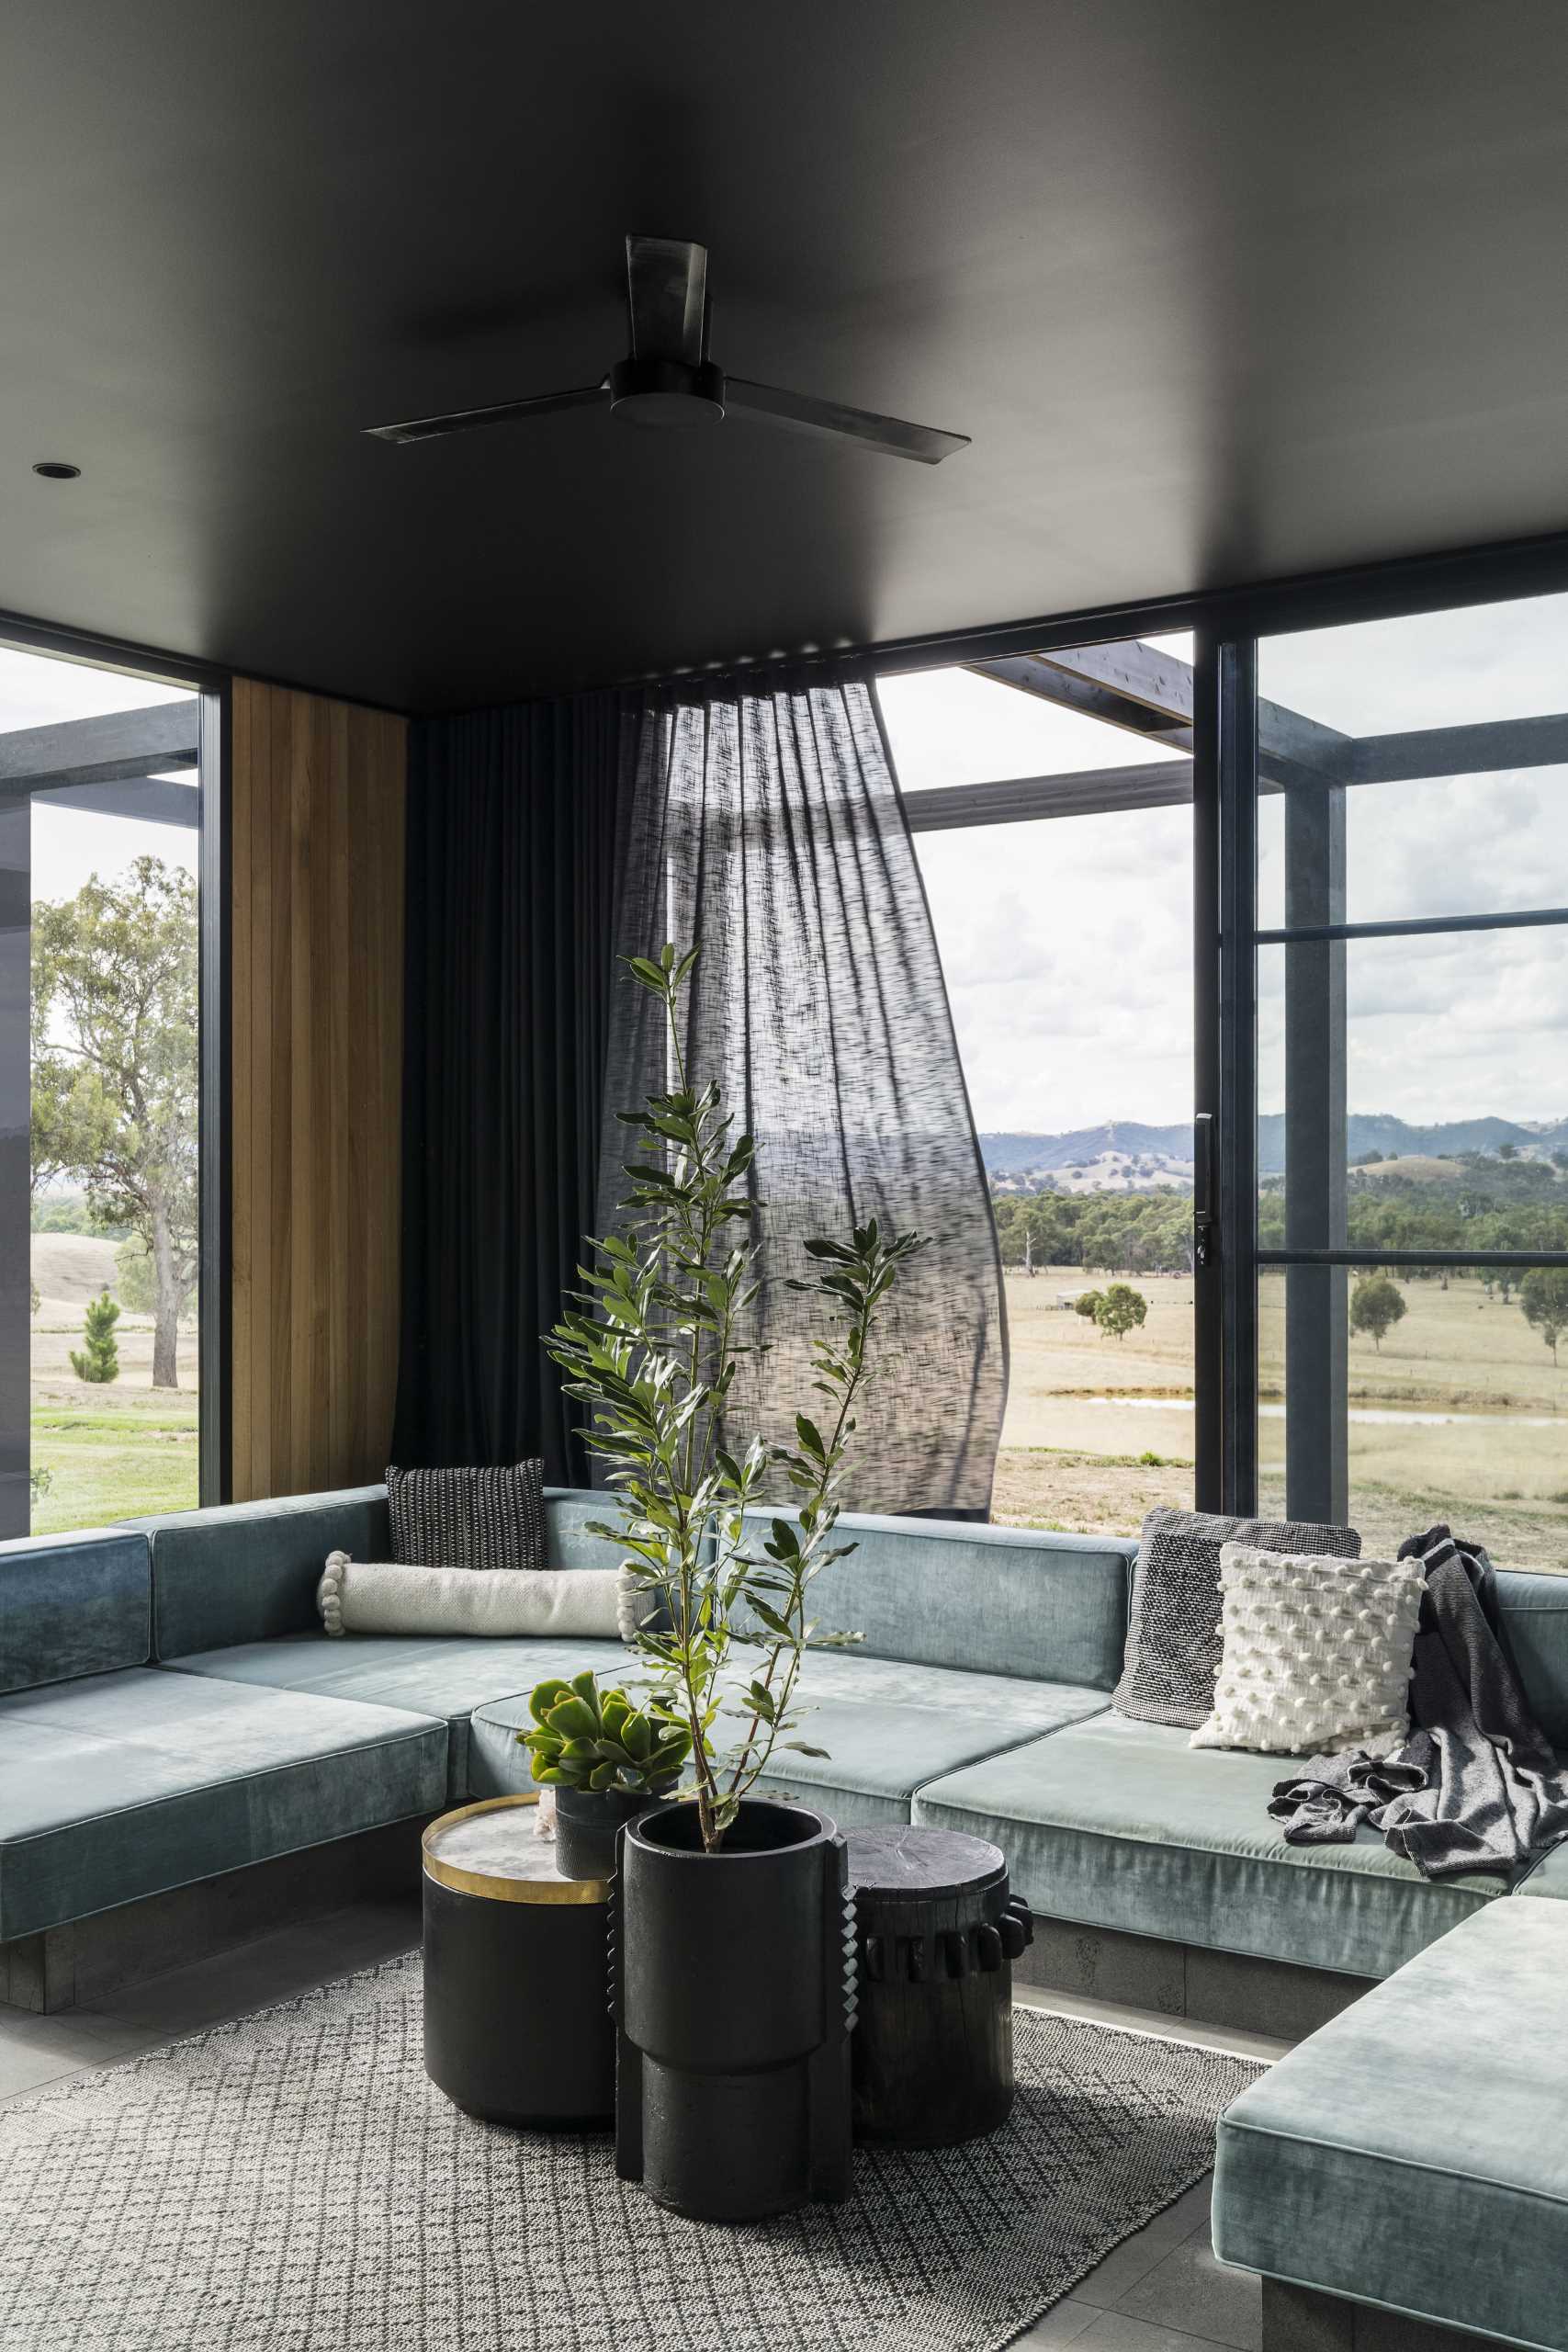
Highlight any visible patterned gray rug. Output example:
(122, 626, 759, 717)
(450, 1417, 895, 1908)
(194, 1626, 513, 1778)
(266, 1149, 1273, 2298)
(0, 1955, 1259, 2352)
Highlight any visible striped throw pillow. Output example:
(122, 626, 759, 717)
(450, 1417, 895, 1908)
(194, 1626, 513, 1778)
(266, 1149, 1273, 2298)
(384, 1461, 546, 1570)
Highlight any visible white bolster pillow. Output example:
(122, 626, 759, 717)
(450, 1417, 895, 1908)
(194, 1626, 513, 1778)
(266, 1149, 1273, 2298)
(318, 1553, 640, 1642)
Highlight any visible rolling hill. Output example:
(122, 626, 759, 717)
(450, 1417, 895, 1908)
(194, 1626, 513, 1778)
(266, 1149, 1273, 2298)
(981, 1114, 1568, 1192)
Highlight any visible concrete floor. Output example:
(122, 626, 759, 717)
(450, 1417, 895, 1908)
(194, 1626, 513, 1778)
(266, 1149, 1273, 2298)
(0, 1902, 1287, 2352)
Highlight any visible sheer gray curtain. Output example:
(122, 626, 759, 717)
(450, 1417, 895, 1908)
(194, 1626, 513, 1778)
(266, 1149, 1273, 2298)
(597, 673, 1007, 1516)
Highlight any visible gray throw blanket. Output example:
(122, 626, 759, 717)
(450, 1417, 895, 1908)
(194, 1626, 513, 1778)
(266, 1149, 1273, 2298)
(1269, 1526, 1568, 1881)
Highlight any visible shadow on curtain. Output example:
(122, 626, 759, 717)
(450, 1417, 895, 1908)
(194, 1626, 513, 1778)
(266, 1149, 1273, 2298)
(394, 694, 635, 1483)
(595, 673, 1007, 1516)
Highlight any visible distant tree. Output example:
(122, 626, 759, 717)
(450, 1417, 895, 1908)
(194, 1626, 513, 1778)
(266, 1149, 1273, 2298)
(1520, 1268, 1568, 1368)
(1497, 1142, 1519, 1161)
(31, 859, 197, 1389)
(1553, 1150, 1568, 1174)
(1349, 1274, 1407, 1352)
(1074, 1289, 1103, 1320)
(1095, 1283, 1147, 1342)
(71, 1290, 120, 1385)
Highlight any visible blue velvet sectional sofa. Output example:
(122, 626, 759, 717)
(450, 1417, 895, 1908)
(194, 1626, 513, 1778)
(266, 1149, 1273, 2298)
(5, 1486, 1568, 2349)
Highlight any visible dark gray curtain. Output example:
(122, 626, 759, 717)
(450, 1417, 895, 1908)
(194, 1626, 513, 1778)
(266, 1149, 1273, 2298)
(596, 673, 1007, 1516)
(394, 693, 635, 1483)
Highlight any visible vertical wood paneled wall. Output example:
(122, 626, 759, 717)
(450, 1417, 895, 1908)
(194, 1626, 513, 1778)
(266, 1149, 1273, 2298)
(230, 679, 407, 1500)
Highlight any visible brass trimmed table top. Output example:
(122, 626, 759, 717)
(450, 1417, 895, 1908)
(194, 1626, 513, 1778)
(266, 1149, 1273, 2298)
(422, 1793, 608, 1906)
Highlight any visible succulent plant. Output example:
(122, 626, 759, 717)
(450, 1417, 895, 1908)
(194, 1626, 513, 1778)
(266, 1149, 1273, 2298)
(518, 1667, 693, 1794)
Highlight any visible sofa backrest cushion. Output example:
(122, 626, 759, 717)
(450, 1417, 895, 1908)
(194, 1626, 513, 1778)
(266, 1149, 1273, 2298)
(134, 1488, 393, 1658)
(547, 1491, 647, 1572)
(1496, 1571, 1568, 1749)
(0, 1528, 152, 1693)
(739, 1509, 1134, 1689)
(136, 1485, 640, 1659)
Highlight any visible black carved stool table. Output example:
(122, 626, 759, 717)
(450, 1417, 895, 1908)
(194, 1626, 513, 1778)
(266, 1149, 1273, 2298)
(423, 1794, 614, 2126)
(845, 1826, 1032, 2147)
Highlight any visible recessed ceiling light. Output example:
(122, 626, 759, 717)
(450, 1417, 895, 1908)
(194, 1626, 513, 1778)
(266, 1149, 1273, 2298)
(32, 460, 81, 481)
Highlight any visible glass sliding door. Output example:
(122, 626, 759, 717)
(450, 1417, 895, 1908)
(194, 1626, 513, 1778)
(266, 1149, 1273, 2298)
(1, 640, 206, 1534)
(1250, 594, 1568, 1570)
(879, 633, 1201, 1535)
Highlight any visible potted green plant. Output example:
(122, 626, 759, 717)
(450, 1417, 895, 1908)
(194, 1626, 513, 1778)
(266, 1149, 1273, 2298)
(541, 943, 924, 2220)
(520, 1669, 691, 1878)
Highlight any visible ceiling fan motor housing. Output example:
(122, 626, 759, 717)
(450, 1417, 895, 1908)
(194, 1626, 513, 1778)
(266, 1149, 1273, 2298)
(608, 354, 726, 427)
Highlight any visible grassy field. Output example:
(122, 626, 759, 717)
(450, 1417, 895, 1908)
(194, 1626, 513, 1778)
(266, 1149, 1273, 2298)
(30, 1233, 199, 1532)
(994, 1265, 1568, 1571)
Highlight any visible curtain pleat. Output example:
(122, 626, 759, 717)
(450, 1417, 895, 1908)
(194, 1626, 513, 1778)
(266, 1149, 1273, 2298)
(393, 693, 632, 1481)
(396, 669, 1006, 1515)
(595, 673, 1008, 1516)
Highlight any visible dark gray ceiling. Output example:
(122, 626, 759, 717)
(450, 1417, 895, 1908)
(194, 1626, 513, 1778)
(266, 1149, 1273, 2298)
(5, 1, 1568, 712)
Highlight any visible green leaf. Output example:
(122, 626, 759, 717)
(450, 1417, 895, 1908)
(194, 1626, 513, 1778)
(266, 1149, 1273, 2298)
(746, 1596, 794, 1640)
(625, 956, 671, 992)
(526, 1679, 572, 1726)
(782, 1742, 831, 1758)
(544, 1697, 598, 1740)
(621, 1712, 653, 1761)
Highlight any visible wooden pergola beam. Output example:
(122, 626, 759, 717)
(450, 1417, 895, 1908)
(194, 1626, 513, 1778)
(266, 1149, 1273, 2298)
(968, 650, 1193, 752)
(1347, 712, 1568, 783)
(965, 640, 1350, 789)
(903, 760, 1193, 830)
(0, 703, 197, 790)
(964, 640, 1568, 794)
(25, 776, 200, 828)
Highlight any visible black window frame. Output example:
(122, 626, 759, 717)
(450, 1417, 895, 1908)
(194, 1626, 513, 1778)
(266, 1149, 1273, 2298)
(878, 526, 1568, 1533)
(0, 604, 229, 1515)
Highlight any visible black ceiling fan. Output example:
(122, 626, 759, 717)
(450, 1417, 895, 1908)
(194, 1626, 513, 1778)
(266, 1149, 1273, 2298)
(366, 234, 969, 465)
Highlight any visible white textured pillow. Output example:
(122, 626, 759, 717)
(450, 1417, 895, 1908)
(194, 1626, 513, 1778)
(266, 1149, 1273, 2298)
(317, 1555, 641, 1642)
(1190, 1544, 1426, 1758)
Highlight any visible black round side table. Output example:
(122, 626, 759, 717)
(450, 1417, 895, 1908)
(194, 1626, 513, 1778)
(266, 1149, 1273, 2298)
(845, 1825, 1032, 2148)
(422, 1793, 614, 2127)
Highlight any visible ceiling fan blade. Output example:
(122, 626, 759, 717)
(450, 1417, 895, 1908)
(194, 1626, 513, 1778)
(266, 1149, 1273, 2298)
(725, 378, 969, 464)
(625, 235, 708, 366)
(365, 383, 609, 445)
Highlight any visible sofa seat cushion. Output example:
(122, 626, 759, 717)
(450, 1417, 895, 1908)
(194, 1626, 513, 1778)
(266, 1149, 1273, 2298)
(468, 1651, 1111, 1830)
(912, 1709, 1501, 1979)
(170, 1633, 631, 1797)
(1213, 1902, 1568, 2351)
(1512, 1836, 1568, 1899)
(0, 1667, 446, 1941)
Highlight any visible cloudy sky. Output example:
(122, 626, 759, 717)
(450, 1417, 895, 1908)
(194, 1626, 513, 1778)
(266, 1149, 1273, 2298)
(0, 644, 197, 904)
(880, 594, 1568, 1136)
(3, 603, 1564, 1145)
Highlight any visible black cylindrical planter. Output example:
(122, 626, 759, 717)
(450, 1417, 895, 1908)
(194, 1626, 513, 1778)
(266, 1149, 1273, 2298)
(423, 1796, 614, 2127)
(553, 1786, 661, 1881)
(613, 1799, 854, 2221)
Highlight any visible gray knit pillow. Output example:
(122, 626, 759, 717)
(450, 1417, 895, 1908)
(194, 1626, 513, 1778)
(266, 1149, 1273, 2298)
(1113, 1506, 1361, 1728)
(384, 1460, 546, 1571)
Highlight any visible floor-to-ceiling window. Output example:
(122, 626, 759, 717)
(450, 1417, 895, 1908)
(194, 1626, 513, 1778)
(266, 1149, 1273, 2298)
(879, 637, 1197, 1535)
(2, 639, 209, 1533)
(1251, 594, 1568, 1570)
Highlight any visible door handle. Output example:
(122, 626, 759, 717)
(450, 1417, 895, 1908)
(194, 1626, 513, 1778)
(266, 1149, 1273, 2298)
(1193, 1113, 1216, 1269)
